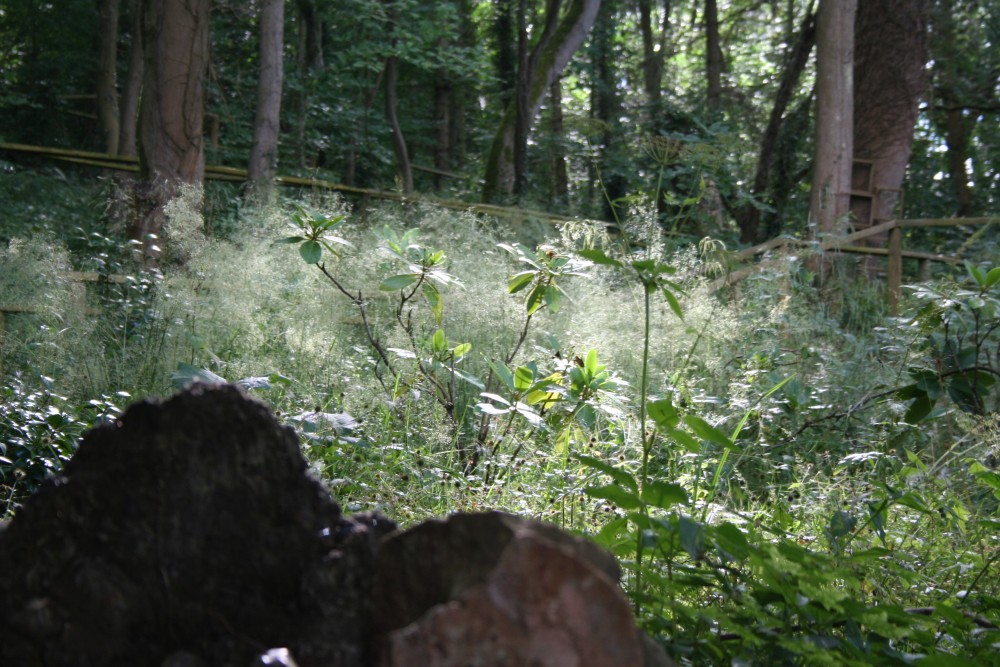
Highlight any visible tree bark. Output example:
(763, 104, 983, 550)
(247, 0, 285, 198)
(809, 0, 856, 237)
(593, 0, 627, 220)
(132, 0, 210, 264)
(384, 55, 413, 193)
(294, 0, 323, 169)
(637, 0, 669, 112)
(853, 0, 929, 225)
(96, 0, 121, 156)
(549, 77, 569, 205)
(117, 0, 144, 158)
(704, 0, 724, 111)
(737, 7, 816, 243)
(482, 0, 601, 202)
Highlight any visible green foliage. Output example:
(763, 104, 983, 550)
(897, 261, 1000, 422)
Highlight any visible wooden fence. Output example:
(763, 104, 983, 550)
(711, 217, 998, 314)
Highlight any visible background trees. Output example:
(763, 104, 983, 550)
(0, 0, 997, 242)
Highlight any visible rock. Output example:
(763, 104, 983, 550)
(372, 512, 664, 667)
(0, 384, 673, 667)
(0, 384, 393, 667)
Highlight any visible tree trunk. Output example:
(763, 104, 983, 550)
(96, 0, 120, 156)
(704, 0, 724, 111)
(384, 56, 413, 193)
(294, 0, 323, 169)
(482, 0, 601, 202)
(944, 108, 974, 216)
(809, 0, 856, 237)
(247, 0, 285, 198)
(117, 0, 144, 158)
(637, 0, 669, 113)
(853, 0, 929, 225)
(132, 0, 210, 264)
(737, 7, 816, 243)
(593, 0, 627, 221)
(549, 77, 569, 205)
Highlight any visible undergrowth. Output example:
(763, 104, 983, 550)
(1, 172, 998, 664)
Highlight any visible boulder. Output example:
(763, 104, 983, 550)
(0, 384, 672, 667)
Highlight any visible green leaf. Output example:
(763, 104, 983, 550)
(300, 240, 322, 264)
(491, 361, 516, 393)
(648, 398, 680, 428)
(585, 483, 642, 509)
(666, 426, 701, 453)
(543, 284, 562, 312)
(966, 260, 987, 287)
(985, 267, 1000, 288)
(576, 454, 639, 492)
(432, 329, 447, 354)
(904, 392, 934, 424)
(422, 282, 443, 325)
(679, 515, 705, 560)
(578, 248, 623, 268)
(451, 342, 471, 360)
(683, 415, 733, 448)
(661, 287, 684, 319)
(641, 481, 689, 509)
(453, 369, 483, 389)
(508, 271, 536, 294)
(379, 273, 419, 291)
(275, 235, 305, 244)
(525, 282, 546, 315)
(513, 364, 535, 391)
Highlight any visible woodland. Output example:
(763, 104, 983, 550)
(1, 0, 1000, 664)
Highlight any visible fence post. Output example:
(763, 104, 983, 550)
(887, 222, 902, 316)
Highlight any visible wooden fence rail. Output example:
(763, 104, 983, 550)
(713, 217, 998, 314)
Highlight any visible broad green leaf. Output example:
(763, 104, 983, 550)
(526, 389, 561, 408)
(576, 454, 639, 492)
(453, 369, 484, 389)
(379, 273, 419, 291)
(683, 414, 733, 448)
(666, 426, 701, 453)
(525, 282, 546, 315)
(422, 282, 443, 324)
(578, 248, 623, 267)
(985, 267, 1000, 288)
(491, 361, 516, 393)
(300, 240, 322, 264)
(904, 393, 934, 424)
(712, 523, 752, 561)
(648, 398, 680, 428)
(275, 235, 304, 244)
(584, 348, 599, 377)
(641, 481, 689, 509)
(508, 271, 535, 294)
(966, 260, 986, 287)
(543, 284, 561, 312)
(451, 342, 471, 360)
(585, 483, 642, 509)
(679, 515, 705, 560)
(477, 402, 512, 416)
(513, 364, 534, 391)
(575, 403, 597, 429)
(661, 287, 684, 319)
(513, 402, 543, 425)
(432, 329, 447, 354)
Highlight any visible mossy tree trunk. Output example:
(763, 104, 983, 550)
(481, 0, 600, 203)
(247, 0, 285, 199)
(132, 0, 209, 264)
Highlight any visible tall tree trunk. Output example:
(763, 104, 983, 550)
(809, 0, 855, 237)
(853, 0, 929, 226)
(637, 0, 669, 113)
(97, 0, 121, 156)
(704, 0, 724, 111)
(433, 68, 452, 191)
(482, 0, 601, 202)
(132, 0, 210, 264)
(493, 0, 518, 108)
(549, 77, 569, 205)
(512, 0, 531, 196)
(944, 108, 974, 216)
(294, 0, 323, 169)
(117, 0, 144, 157)
(247, 0, 285, 198)
(593, 0, 626, 220)
(384, 56, 413, 193)
(737, 7, 816, 243)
